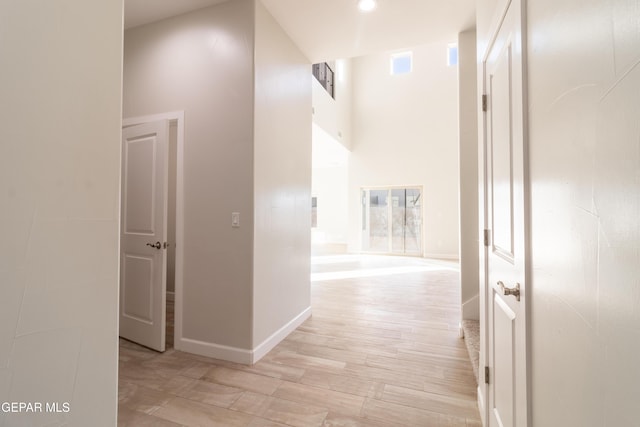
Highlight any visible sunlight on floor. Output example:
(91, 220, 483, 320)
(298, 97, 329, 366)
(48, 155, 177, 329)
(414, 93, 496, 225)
(310, 254, 459, 281)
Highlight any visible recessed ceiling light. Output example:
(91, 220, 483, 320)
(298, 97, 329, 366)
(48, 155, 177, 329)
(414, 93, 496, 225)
(358, 0, 377, 12)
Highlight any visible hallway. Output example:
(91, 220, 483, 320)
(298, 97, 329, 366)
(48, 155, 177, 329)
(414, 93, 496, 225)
(118, 255, 480, 426)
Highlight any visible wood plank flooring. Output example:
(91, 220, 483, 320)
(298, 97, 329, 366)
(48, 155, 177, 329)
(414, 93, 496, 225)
(118, 255, 480, 426)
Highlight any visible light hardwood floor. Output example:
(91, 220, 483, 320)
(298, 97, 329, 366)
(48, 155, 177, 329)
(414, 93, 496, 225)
(118, 255, 481, 426)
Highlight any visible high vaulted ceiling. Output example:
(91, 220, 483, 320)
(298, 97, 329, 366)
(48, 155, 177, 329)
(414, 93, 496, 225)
(124, 0, 476, 62)
(124, 0, 229, 29)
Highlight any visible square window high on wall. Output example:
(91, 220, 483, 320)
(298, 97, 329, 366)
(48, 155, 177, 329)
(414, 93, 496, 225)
(447, 43, 458, 66)
(390, 51, 412, 75)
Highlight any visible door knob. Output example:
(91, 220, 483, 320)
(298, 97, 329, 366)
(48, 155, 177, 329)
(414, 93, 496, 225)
(497, 281, 521, 301)
(146, 241, 162, 250)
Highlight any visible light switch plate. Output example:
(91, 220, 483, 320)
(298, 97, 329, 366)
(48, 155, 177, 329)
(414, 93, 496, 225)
(232, 212, 240, 228)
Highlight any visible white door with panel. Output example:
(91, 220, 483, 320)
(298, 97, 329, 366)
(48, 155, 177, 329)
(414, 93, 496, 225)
(120, 120, 169, 352)
(484, 0, 529, 425)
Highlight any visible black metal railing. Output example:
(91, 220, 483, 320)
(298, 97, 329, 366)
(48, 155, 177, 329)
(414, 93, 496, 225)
(312, 62, 334, 99)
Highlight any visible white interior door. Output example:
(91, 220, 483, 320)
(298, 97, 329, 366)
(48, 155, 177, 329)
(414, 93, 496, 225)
(484, 0, 529, 425)
(120, 120, 169, 352)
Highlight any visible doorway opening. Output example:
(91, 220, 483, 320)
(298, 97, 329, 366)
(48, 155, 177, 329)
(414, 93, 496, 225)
(361, 186, 423, 255)
(119, 111, 184, 352)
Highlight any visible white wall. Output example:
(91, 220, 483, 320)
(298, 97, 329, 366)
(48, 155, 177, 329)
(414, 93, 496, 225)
(252, 0, 312, 352)
(527, 0, 640, 424)
(124, 0, 312, 362)
(458, 30, 479, 320)
(311, 58, 353, 151)
(311, 57, 352, 253)
(476, 0, 640, 424)
(123, 0, 255, 351)
(312, 79, 339, 145)
(311, 123, 349, 248)
(349, 41, 460, 258)
(311, 164, 349, 245)
(0, 1, 122, 426)
(335, 59, 353, 151)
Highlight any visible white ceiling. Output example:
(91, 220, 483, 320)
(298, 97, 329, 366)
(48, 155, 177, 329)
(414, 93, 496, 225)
(124, 0, 229, 29)
(124, 0, 476, 62)
(260, 0, 475, 62)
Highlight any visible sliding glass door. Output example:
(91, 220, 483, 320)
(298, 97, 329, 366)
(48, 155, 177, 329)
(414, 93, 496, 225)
(362, 187, 422, 255)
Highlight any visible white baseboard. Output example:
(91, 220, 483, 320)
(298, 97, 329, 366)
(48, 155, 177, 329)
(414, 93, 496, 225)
(252, 307, 312, 364)
(175, 306, 312, 365)
(177, 337, 253, 365)
(424, 253, 460, 261)
(477, 385, 486, 426)
(166, 291, 175, 302)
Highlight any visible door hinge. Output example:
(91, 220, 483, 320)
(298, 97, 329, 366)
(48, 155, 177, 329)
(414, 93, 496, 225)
(485, 366, 490, 384)
(483, 229, 490, 247)
(482, 94, 488, 112)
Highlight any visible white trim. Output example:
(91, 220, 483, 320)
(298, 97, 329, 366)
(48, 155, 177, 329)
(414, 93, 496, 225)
(178, 337, 253, 365)
(123, 111, 184, 127)
(252, 307, 312, 364)
(477, 385, 486, 426)
(176, 307, 311, 366)
(123, 111, 185, 353)
(423, 253, 460, 261)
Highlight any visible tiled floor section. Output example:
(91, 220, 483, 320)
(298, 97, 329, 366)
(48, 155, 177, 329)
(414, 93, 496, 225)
(118, 255, 481, 426)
